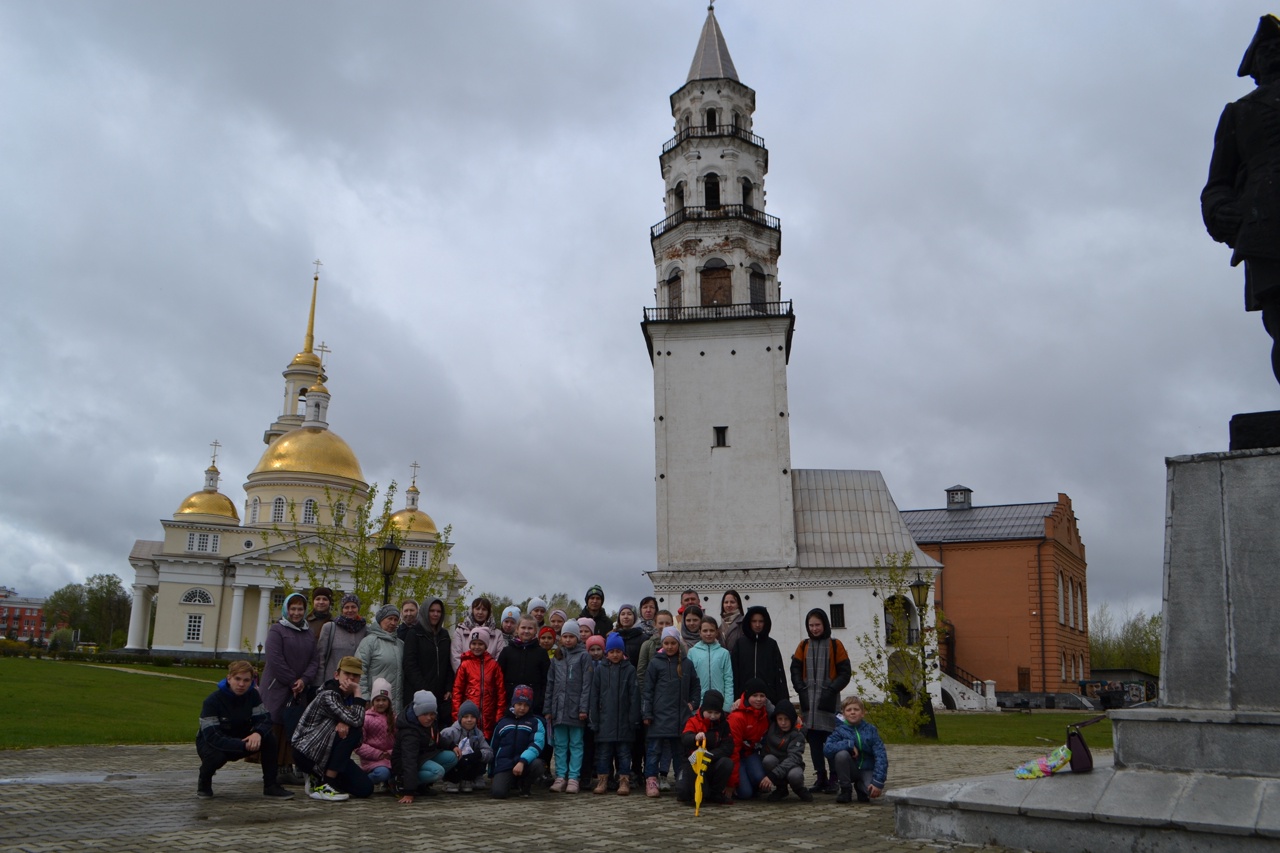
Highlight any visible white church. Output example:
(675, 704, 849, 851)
(642, 8, 949, 705)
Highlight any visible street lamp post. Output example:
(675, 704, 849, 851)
(379, 536, 404, 607)
(909, 572, 940, 739)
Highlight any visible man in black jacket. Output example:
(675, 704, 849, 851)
(196, 660, 293, 799)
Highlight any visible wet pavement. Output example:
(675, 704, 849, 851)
(0, 743, 1073, 851)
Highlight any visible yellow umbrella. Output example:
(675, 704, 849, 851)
(690, 743, 711, 815)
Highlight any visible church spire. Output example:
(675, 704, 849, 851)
(301, 259, 320, 358)
(687, 3, 738, 82)
(264, 264, 329, 445)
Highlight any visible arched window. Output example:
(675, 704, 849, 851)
(681, 113, 692, 133)
(749, 263, 766, 308)
(699, 258, 731, 307)
(272, 497, 286, 524)
(249, 497, 260, 524)
(1061, 652, 1067, 682)
(705, 107, 717, 130)
(1066, 579, 1074, 629)
(180, 588, 214, 605)
(883, 595, 918, 645)
(667, 270, 683, 310)
(302, 498, 318, 525)
(741, 177, 753, 208)
(334, 502, 346, 528)
(704, 173, 721, 209)
(1057, 574, 1064, 624)
(674, 181, 685, 212)
(295, 389, 307, 416)
(732, 110, 740, 130)
(1076, 582, 1084, 630)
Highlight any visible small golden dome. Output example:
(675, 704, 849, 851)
(251, 427, 365, 483)
(291, 351, 322, 367)
(175, 490, 240, 521)
(386, 507, 438, 538)
(310, 381, 330, 395)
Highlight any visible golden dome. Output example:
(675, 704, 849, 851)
(386, 507, 438, 538)
(309, 381, 330, 394)
(291, 351, 322, 367)
(251, 427, 365, 483)
(175, 490, 240, 521)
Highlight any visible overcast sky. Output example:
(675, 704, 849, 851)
(1, 1, 1272, 618)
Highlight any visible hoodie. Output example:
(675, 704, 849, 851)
(729, 606, 789, 705)
(402, 597, 454, 708)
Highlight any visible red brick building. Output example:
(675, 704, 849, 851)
(0, 589, 49, 643)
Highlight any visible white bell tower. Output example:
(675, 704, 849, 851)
(643, 5, 797, 576)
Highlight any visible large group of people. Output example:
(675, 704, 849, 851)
(196, 585, 889, 806)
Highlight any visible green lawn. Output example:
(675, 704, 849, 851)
(0, 657, 1112, 750)
(0, 658, 218, 748)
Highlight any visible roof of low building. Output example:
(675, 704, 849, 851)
(900, 502, 1058, 544)
(791, 469, 941, 569)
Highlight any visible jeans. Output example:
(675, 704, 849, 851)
(294, 729, 374, 798)
(366, 765, 391, 785)
(645, 736, 679, 778)
(735, 751, 766, 799)
(417, 748, 459, 785)
(552, 725, 584, 780)
(594, 740, 632, 776)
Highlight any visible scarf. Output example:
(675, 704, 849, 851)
(805, 637, 830, 689)
(334, 614, 366, 633)
(680, 620, 702, 649)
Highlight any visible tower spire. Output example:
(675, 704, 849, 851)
(687, 3, 738, 82)
(303, 259, 322, 355)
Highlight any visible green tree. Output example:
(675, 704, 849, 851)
(45, 583, 88, 634)
(850, 551, 942, 741)
(83, 574, 131, 650)
(1088, 604, 1161, 675)
(263, 482, 466, 617)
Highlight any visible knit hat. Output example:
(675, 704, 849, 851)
(586, 634, 606, 651)
(512, 684, 534, 706)
(412, 689, 437, 717)
(618, 602, 636, 617)
(528, 598, 548, 612)
(741, 677, 768, 702)
(374, 603, 399, 625)
(371, 677, 393, 701)
(340, 593, 360, 608)
(584, 584, 604, 602)
(605, 632, 625, 653)
(312, 587, 334, 601)
(661, 626, 681, 641)
(538, 626, 557, 640)
(337, 655, 363, 676)
(501, 605, 521, 623)
(774, 700, 799, 727)
(458, 700, 481, 720)
(578, 617, 595, 633)
(561, 619, 580, 638)
(701, 689, 725, 714)
(549, 608, 568, 622)
(469, 626, 492, 646)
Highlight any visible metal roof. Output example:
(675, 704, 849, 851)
(687, 7, 739, 83)
(791, 469, 941, 569)
(899, 502, 1057, 544)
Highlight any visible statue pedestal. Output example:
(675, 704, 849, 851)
(1229, 410, 1280, 451)
(889, 447, 1280, 851)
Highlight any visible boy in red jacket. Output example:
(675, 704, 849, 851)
(678, 689, 734, 805)
(453, 627, 505, 739)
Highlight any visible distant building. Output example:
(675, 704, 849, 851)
(0, 588, 49, 643)
(125, 271, 464, 657)
(901, 486, 1089, 699)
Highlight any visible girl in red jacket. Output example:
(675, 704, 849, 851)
(728, 677, 773, 799)
(453, 627, 505, 739)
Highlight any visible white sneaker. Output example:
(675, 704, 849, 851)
(309, 783, 349, 802)
(442, 781, 459, 793)
(459, 779, 473, 793)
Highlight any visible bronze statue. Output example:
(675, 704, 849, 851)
(1203, 14, 1280, 386)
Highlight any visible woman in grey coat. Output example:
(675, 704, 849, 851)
(313, 593, 367, 687)
(357, 604, 404, 714)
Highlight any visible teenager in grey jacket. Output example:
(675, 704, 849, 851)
(761, 700, 811, 801)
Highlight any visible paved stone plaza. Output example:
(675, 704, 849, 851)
(0, 743, 1060, 852)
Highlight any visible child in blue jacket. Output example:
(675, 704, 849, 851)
(822, 695, 888, 803)
(489, 684, 547, 799)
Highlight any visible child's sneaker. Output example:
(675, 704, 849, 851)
(566, 779, 580, 794)
(646, 777, 660, 797)
(309, 783, 350, 802)
(459, 780, 474, 793)
(835, 786, 853, 804)
(442, 781, 459, 793)
(550, 777, 567, 793)
(658, 775, 671, 792)
(263, 784, 294, 799)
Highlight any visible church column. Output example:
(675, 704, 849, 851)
(224, 584, 247, 654)
(254, 586, 273, 652)
(125, 584, 153, 652)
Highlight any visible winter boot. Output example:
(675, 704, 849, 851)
(793, 776, 813, 802)
(617, 775, 631, 796)
(593, 774, 609, 794)
(836, 785, 853, 804)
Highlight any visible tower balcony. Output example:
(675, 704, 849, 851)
(643, 300, 792, 323)
(662, 124, 767, 158)
(650, 204, 781, 242)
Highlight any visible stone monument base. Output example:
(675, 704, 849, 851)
(1229, 409, 1280, 450)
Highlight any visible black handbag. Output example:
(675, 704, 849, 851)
(1067, 714, 1106, 773)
